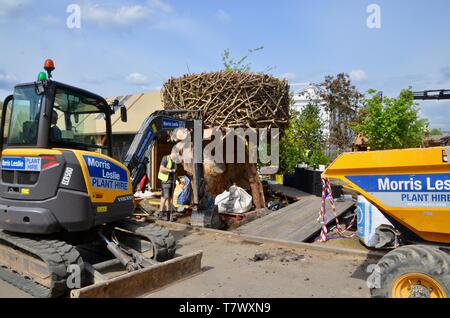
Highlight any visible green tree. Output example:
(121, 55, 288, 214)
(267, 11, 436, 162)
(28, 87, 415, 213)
(279, 102, 329, 173)
(279, 109, 303, 174)
(430, 128, 442, 136)
(297, 102, 324, 149)
(356, 89, 427, 150)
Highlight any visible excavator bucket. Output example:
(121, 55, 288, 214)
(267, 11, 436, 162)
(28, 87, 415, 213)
(190, 208, 221, 228)
(71, 251, 202, 298)
(322, 147, 450, 244)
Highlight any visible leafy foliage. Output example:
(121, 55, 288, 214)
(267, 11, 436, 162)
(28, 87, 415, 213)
(430, 128, 442, 136)
(221, 47, 266, 72)
(307, 149, 331, 169)
(279, 115, 302, 174)
(279, 102, 329, 173)
(355, 89, 427, 150)
(297, 102, 324, 148)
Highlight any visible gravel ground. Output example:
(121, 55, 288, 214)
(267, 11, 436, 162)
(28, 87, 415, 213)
(0, 228, 378, 298)
(147, 229, 377, 298)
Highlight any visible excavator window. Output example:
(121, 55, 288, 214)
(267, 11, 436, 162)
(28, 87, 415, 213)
(50, 88, 109, 153)
(7, 85, 42, 145)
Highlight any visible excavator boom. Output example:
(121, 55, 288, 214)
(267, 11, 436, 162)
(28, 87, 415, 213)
(123, 110, 203, 193)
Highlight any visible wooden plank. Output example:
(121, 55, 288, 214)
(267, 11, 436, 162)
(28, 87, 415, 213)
(242, 200, 352, 241)
(230, 233, 384, 259)
(286, 201, 355, 242)
(237, 194, 355, 242)
(70, 251, 203, 298)
(237, 196, 319, 235)
(156, 220, 385, 259)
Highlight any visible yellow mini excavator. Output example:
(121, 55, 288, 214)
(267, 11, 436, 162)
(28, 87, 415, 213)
(0, 59, 210, 297)
(323, 89, 450, 298)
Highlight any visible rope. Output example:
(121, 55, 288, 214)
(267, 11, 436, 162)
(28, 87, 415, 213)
(317, 177, 356, 242)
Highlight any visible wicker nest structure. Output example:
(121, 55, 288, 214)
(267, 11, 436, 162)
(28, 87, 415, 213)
(161, 71, 290, 129)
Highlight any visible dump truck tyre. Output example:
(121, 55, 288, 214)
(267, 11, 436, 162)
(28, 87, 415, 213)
(370, 245, 450, 298)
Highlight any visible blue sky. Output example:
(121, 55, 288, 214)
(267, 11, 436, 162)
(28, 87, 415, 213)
(0, 0, 449, 129)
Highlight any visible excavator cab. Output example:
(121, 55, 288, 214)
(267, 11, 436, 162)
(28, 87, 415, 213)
(0, 59, 208, 298)
(0, 60, 134, 235)
(2, 80, 113, 155)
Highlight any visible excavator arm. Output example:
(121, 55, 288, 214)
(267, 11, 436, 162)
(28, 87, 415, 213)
(123, 109, 203, 193)
(122, 109, 216, 227)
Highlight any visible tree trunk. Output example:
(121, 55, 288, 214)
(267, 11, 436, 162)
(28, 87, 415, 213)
(246, 163, 265, 209)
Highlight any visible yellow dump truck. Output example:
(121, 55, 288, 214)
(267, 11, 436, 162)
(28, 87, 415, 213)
(323, 147, 450, 298)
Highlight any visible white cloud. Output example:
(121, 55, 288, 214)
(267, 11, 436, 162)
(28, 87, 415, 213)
(0, 0, 31, 22)
(84, 4, 148, 27)
(0, 70, 17, 90)
(216, 9, 231, 22)
(148, 0, 173, 14)
(280, 72, 297, 81)
(350, 69, 368, 82)
(82, 75, 103, 85)
(126, 72, 150, 85)
(83, 0, 173, 27)
(154, 16, 196, 35)
(40, 15, 62, 26)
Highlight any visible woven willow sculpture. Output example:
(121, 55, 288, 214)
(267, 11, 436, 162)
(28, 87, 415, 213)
(162, 71, 290, 129)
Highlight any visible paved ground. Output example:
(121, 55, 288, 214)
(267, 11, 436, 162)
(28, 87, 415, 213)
(147, 229, 377, 298)
(0, 228, 378, 298)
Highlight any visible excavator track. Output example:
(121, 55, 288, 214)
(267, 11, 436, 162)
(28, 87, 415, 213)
(0, 230, 84, 298)
(114, 219, 177, 262)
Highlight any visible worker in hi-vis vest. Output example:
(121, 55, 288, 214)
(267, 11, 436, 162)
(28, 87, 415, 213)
(158, 152, 177, 220)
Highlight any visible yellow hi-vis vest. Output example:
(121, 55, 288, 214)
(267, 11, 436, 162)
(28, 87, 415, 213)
(158, 156, 174, 182)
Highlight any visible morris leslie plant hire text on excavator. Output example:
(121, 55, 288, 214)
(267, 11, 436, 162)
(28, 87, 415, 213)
(0, 59, 208, 297)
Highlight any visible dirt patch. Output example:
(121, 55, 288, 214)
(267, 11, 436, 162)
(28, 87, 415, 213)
(251, 248, 306, 263)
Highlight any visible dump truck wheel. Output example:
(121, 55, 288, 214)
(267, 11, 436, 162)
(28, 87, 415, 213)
(370, 245, 450, 298)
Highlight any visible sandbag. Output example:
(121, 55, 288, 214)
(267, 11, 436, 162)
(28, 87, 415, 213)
(215, 185, 253, 214)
